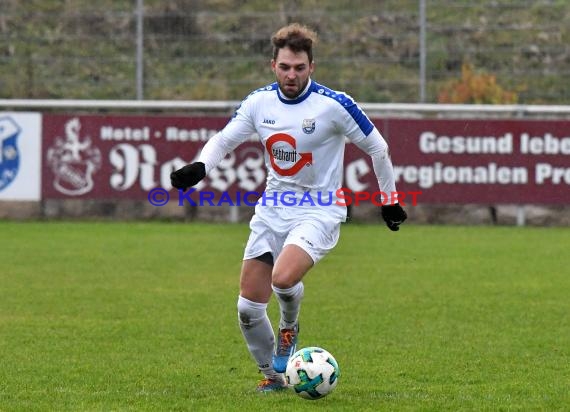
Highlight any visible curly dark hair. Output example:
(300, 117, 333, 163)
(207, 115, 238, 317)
(271, 23, 318, 62)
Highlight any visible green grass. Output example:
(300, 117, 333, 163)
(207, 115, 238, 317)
(0, 221, 569, 411)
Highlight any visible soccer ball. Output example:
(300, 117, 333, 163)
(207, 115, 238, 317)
(285, 346, 340, 400)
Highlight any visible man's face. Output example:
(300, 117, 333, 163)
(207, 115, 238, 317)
(272, 47, 314, 99)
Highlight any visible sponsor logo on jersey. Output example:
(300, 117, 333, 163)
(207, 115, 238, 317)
(302, 118, 316, 134)
(262, 118, 276, 125)
(271, 148, 297, 162)
(265, 133, 312, 176)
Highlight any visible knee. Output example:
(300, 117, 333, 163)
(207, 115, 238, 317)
(271, 271, 297, 289)
(271, 264, 300, 289)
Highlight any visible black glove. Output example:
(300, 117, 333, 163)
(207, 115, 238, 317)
(381, 203, 407, 231)
(170, 162, 206, 191)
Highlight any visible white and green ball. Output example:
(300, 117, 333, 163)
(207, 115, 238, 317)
(285, 346, 340, 400)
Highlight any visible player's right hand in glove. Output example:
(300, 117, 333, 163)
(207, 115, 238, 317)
(170, 162, 206, 191)
(381, 203, 407, 231)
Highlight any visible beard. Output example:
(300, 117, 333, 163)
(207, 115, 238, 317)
(279, 78, 310, 99)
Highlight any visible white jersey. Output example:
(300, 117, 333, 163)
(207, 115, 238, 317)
(199, 78, 396, 221)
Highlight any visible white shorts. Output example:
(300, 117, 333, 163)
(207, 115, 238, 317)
(243, 206, 341, 264)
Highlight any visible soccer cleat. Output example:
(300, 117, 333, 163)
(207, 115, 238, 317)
(272, 323, 299, 373)
(256, 376, 287, 392)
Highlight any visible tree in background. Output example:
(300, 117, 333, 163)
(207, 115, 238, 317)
(438, 63, 518, 104)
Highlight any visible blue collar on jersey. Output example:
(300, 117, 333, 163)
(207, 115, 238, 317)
(276, 79, 315, 105)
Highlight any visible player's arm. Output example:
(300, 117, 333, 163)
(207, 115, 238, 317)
(169, 132, 236, 191)
(353, 128, 407, 231)
(170, 102, 256, 191)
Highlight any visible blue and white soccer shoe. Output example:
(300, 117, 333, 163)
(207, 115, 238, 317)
(272, 323, 299, 373)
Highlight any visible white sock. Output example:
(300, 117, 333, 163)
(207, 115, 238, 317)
(272, 282, 304, 330)
(237, 295, 278, 379)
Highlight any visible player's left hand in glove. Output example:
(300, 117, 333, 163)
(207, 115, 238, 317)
(381, 203, 407, 231)
(170, 162, 206, 191)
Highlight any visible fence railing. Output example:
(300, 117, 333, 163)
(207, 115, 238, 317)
(2, 1, 569, 104)
(3, 100, 570, 119)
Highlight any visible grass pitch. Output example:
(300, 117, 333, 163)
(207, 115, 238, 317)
(0, 221, 569, 411)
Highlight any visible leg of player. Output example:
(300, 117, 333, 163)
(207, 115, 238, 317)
(238, 257, 287, 392)
(271, 244, 314, 373)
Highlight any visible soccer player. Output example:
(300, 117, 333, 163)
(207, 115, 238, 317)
(171, 23, 407, 392)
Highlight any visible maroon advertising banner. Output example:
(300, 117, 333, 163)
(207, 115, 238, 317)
(382, 118, 570, 204)
(42, 114, 570, 205)
(42, 114, 264, 200)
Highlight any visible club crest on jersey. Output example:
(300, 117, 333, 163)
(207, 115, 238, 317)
(302, 118, 316, 134)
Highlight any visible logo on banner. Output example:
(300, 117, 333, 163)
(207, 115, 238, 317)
(0, 116, 21, 192)
(47, 118, 102, 196)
